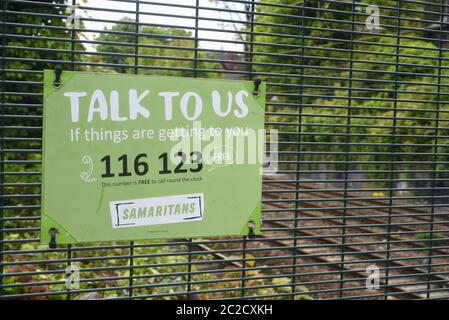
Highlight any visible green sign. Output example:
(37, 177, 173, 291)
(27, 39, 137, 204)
(41, 70, 266, 245)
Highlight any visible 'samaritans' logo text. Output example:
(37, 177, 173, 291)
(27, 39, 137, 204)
(110, 193, 204, 228)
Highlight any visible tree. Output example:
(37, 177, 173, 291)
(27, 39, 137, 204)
(252, 0, 448, 189)
(1, 0, 86, 299)
(95, 18, 220, 77)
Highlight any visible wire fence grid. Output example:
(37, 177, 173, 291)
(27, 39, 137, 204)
(1, 0, 449, 300)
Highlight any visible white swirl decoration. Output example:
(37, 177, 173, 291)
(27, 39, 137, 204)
(80, 155, 96, 183)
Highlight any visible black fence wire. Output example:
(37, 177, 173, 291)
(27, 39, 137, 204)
(1, 0, 449, 300)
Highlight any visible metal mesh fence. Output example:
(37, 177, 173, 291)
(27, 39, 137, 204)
(2, 0, 449, 300)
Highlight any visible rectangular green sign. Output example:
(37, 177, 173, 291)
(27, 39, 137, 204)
(41, 71, 266, 245)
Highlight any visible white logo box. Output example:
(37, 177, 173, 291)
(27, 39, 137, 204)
(110, 193, 204, 228)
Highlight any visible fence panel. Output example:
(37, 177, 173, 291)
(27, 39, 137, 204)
(1, 0, 449, 300)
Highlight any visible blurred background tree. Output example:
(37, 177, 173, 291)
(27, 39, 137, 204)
(95, 17, 220, 77)
(252, 0, 449, 190)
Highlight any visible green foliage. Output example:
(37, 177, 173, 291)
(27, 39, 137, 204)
(416, 232, 444, 240)
(253, 0, 448, 188)
(95, 18, 220, 77)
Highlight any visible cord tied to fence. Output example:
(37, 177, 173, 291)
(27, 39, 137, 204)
(49, 228, 58, 249)
(53, 66, 63, 88)
(252, 79, 261, 97)
(247, 220, 256, 239)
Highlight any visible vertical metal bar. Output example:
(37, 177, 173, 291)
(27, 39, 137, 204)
(186, 0, 200, 299)
(65, 0, 77, 301)
(241, 235, 247, 297)
(384, 0, 402, 300)
(338, 0, 356, 299)
(291, 0, 306, 300)
(193, 0, 200, 77)
(134, 0, 140, 76)
(241, 0, 256, 298)
(426, 0, 445, 299)
(128, 242, 134, 298)
(0, 0, 7, 300)
(246, 0, 256, 80)
(66, 248, 72, 300)
(128, 0, 140, 299)
(186, 238, 193, 298)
